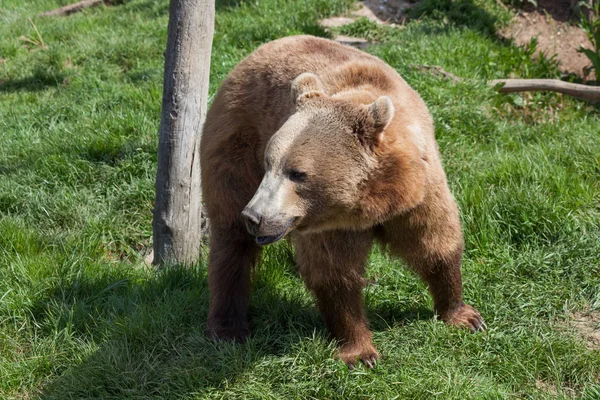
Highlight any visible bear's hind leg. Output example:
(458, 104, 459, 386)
(294, 230, 378, 369)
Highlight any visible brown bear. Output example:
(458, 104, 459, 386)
(200, 35, 484, 368)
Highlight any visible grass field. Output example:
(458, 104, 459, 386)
(1, 0, 599, 398)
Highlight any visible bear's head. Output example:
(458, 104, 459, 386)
(242, 72, 424, 245)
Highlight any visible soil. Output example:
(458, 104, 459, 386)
(535, 380, 577, 397)
(319, 0, 418, 28)
(571, 311, 600, 350)
(321, 0, 596, 79)
(499, 0, 596, 79)
(359, 0, 417, 23)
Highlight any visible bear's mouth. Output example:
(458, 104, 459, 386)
(254, 217, 299, 246)
(255, 231, 287, 246)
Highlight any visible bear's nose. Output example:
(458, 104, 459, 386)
(241, 207, 263, 236)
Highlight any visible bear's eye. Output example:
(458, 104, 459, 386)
(288, 169, 307, 183)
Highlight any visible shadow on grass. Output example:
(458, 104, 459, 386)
(343, 0, 509, 52)
(368, 304, 434, 332)
(347, 0, 502, 40)
(517, 0, 575, 23)
(216, 0, 244, 10)
(33, 256, 431, 398)
(0, 72, 65, 93)
(408, 0, 501, 36)
(0, 136, 155, 180)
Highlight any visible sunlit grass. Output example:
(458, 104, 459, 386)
(0, 0, 598, 398)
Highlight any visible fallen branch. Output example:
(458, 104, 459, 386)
(38, 0, 116, 17)
(411, 64, 600, 102)
(489, 79, 600, 102)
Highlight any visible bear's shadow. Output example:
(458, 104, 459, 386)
(35, 254, 432, 398)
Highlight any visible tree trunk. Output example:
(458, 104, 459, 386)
(152, 0, 214, 266)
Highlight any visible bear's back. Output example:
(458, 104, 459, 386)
(202, 35, 439, 185)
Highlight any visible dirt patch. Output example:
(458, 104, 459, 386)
(322, 0, 597, 80)
(143, 248, 154, 265)
(499, 0, 596, 79)
(535, 380, 577, 397)
(319, 16, 357, 28)
(319, 1, 402, 28)
(571, 311, 600, 350)
(359, 0, 418, 24)
(319, 0, 420, 47)
(321, 0, 420, 28)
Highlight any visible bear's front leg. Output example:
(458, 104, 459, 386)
(383, 191, 485, 332)
(206, 224, 260, 342)
(311, 283, 379, 369)
(417, 247, 485, 332)
(294, 230, 378, 369)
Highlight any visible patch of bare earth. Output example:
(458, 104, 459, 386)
(571, 310, 600, 350)
(319, 0, 421, 47)
(535, 380, 577, 398)
(499, 0, 596, 79)
(358, 0, 418, 24)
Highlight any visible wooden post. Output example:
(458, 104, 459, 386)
(152, 0, 214, 266)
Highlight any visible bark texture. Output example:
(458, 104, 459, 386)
(153, 0, 214, 265)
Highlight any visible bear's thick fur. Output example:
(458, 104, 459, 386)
(201, 35, 483, 368)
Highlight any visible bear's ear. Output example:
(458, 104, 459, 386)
(368, 96, 395, 134)
(292, 73, 327, 105)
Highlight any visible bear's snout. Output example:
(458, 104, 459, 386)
(241, 206, 296, 246)
(241, 207, 263, 236)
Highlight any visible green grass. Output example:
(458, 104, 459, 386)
(1, 0, 599, 398)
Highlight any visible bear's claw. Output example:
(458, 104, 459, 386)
(443, 303, 486, 332)
(337, 342, 380, 369)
